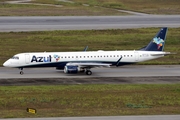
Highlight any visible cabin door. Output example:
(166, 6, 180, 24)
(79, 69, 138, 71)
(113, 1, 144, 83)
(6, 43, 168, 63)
(25, 54, 30, 64)
(134, 51, 139, 61)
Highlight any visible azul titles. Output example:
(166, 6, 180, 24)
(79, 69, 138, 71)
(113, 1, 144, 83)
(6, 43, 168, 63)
(31, 55, 52, 62)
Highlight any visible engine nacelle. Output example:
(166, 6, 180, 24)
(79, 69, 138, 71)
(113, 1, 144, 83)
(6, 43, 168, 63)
(64, 65, 83, 74)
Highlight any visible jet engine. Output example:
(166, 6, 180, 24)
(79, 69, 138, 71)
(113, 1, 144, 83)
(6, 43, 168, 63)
(64, 65, 84, 74)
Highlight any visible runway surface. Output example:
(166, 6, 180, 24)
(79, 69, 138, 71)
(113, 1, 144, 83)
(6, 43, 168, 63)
(0, 65, 180, 85)
(0, 15, 180, 32)
(1, 65, 180, 78)
(1, 115, 180, 120)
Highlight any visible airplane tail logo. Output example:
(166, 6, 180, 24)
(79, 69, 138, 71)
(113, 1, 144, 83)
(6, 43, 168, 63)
(153, 37, 164, 50)
(141, 27, 168, 51)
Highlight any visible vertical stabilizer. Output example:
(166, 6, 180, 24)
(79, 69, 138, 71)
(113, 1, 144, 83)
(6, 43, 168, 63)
(143, 27, 168, 51)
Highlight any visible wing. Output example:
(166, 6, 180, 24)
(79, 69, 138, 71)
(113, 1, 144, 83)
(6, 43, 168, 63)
(66, 62, 111, 68)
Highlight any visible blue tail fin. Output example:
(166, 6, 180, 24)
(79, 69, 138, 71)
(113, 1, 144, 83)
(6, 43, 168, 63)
(142, 27, 168, 51)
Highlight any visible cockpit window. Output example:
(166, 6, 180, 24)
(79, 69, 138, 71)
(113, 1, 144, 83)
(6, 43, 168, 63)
(11, 56, 19, 60)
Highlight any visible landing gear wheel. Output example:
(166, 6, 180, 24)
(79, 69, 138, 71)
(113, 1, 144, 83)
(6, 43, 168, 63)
(86, 70, 92, 75)
(20, 71, 24, 75)
(19, 68, 24, 75)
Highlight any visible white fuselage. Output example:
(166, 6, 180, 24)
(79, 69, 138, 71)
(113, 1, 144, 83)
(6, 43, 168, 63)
(3, 50, 164, 68)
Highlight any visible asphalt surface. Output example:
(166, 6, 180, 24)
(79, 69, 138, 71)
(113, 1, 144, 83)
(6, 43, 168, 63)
(0, 65, 180, 85)
(1, 115, 180, 120)
(0, 15, 180, 32)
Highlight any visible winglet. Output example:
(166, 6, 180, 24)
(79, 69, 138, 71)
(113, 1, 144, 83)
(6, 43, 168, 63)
(83, 46, 88, 51)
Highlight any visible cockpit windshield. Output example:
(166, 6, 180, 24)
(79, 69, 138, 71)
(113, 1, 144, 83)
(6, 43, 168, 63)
(11, 56, 19, 60)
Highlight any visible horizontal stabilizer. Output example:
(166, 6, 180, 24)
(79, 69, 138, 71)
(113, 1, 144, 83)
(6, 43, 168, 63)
(150, 52, 175, 56)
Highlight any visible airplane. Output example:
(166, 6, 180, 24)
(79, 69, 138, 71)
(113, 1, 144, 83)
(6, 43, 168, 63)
(3, 27, 171, 75)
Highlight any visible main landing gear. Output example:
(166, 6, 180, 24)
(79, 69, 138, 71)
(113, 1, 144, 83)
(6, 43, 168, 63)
(85, 70, 92, 75)
(19, 68, 24, 75)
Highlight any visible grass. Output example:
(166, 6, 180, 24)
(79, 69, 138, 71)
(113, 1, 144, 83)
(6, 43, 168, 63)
(1, 28, 180, 66)
(0, 1, 127, 16)
(1, 0, 180, 15)
(71, 0, 180, 14)
(0, 84, 180, 118)
(29, 0, 180, 14)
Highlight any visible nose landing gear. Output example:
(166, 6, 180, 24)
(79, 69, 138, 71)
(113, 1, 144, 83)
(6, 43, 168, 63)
(19, 68, 24, 75)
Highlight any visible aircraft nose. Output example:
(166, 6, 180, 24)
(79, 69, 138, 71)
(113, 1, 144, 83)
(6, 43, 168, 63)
(3, 60, 10, 67)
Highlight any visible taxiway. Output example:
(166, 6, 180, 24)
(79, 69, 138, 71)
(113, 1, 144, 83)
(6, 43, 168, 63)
(0, 15, 180, 32)
(1, 115, 180, 120)
(0, 65, 180, 79)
